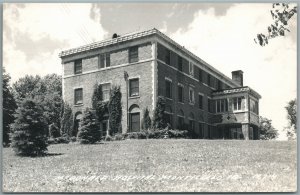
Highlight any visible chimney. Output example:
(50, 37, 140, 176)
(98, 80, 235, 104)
(231, 70, 244, 86)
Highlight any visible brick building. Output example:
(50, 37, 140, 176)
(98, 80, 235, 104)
(59, 28, 261, 140)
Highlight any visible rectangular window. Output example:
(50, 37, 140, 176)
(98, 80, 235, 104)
(129, 78, 139, 97)
(199, 94, 203, 109)
(165, 49, 171, 65)
(207, 74, 211, 86)
(250, 99, 258, 114)
(189, 62, 194, 76)
(74, 59, 82, 74)
(199, 123, 204, 139)
(74, 88, 83, 105)
(217, 80, 222, 90)
(129, 46, 139, 63)
(178, 56, 183, 71)
(199, 69, 203, 82)
(189, 87, 195, 104)
(178, 85, 184, 103)
(178, 116, 184, 130)
(165, 80, 172, 99)
(208, 98, 214, 113)
(101, 83, 111, 101)
(99, 53, 110, 68)
(233, 97, 242, 111)
(216, 99, 228, 113)
(130, 113, 140, 132)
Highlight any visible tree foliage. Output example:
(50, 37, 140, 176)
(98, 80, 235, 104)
(11, 99, 48, 156)
(153, 96, 167, 129)
(142, 107, 152, 130)
(259, 116, 279, 140)
(108, 86, 122, 135)
(77, 108, 101, 144)
(285, 99, 297, 139)
(255, 3, 297, 46)
(13, 74, 63, 128)
(60, 101, 73, 137)
(3, 68, 17, 146)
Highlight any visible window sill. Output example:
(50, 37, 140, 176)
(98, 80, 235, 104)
(129, 96, 140, 99)
(166, 97, 173, 101)
(199, 108, 204, 111)
(189, 102, 195, 106)
(178, 101, 184, 105)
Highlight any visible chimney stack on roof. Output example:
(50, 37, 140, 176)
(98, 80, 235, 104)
(231, 70, 244, 87)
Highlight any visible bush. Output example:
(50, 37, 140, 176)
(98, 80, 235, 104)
(108, 86, 122, 135)
(11, 99, 48, 156)
(49, 123, 60, 138)
(153, 96, 167, 129)
(60, 102, 73, 137)
(77, 108, 101, 144)
(55, 136, 70, 144)
(70, 136, 77, 142)
(142, 107, 152, 130)
(168, 130, 188, 138)
(113, 133, 125, 141)
(48, 138, 56, 145)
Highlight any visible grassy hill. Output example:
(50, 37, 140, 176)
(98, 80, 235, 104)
(2, 139, 297, 192)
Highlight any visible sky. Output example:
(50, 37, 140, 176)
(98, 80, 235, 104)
(3, 3, 297, 140)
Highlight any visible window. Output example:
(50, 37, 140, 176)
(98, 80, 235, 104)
(188, 113, 195, 132)
(130, 113, 140, 132)
(199, 69, 203, 82)
(165, 49, 171, 65)
(199, 94, 203, 109)
(216, 99, 228, 113)
(177, 110, 185, 130)
(129, 46, 139, 63)
(101, 83, 111, 101)
(74, 59, 82, 74)
(189, 87, 195, 104)
(207, 73, 211, 86)
(129, 78, 139, 97)
(178, 85, 184, 103)
(233, 97, 242, 111)
(208, 98, 214, 113)
(178, 56, 183, 71)
(74, 88, 83, 105)
(99, 53, 110, 68)
(165, 80, 172, 99)
(250, 99, 259, 114)
(217, 80, 222, 90)
(199, 123, 204, 139)
(189, 62, 194, 76)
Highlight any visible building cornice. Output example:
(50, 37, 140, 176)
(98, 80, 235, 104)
(212, 86, 261, 99)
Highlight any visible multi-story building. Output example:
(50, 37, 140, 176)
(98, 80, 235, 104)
(59, 28, 261, 140)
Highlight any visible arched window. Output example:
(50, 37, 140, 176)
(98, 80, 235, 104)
(73, 111, 83, 137)
(129, 104, 140, 132)
(177, 109, 185, 130)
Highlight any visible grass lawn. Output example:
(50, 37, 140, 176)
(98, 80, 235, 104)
(2, 139, 297, 192)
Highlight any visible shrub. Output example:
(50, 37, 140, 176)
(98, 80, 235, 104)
(108, 86, 122, 135)
(153, 96, 167, 129)
(49, 123, 60, 138)
(168, 130, 188, 138)
(56, 136, 70, 144)
(77, 108, 101, 144)
(70, 136, 77, 142)
(11, 99, 48, 156)
(48, 138, 57, 145)
(113, 133, 125, 141)
(142, 107, 152, 130)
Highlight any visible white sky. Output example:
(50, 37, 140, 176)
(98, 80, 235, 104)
(3, 3, 297, 140)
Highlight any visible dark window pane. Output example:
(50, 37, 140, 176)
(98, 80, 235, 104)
(74, 88, 83, 104)
(130, 79, 139, 97)
(99, 54, 105, 68)
(178, 56, 183, 71)
(129, 46, 139, 63)
(74, 59, 82, 74)
(178, 86, 183, 103)
(166, 80, 172, 99)
(199, 69, 203, 82)
(165, 50, 170, 65)
(199, 95, 203, 109)
(106, 53, 110, 67)
(207, 74, 211, 86)
(130, 113, 140, 132)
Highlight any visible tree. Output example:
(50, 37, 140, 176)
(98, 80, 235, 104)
(77, 108, 101, 144)
(153, 96, 167, 129)
(285, 99, 297, 139)
(255, 3, 297, 46)
(259, 116, 279, 140)
(60, 101, 73, 137)
(11, 99, 48, 156)
(3, 68, 17, 146)
(13, 74, 63, 130)
(108, 86, 122, 135)
(142, 107, 152, 130)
